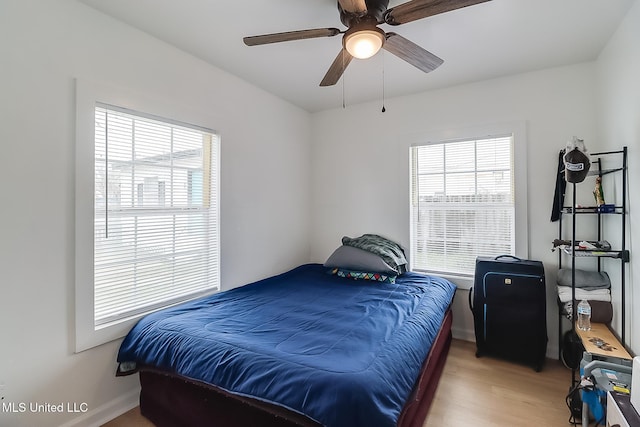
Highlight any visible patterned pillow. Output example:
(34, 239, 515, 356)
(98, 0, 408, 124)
(330, 268, 396, 284)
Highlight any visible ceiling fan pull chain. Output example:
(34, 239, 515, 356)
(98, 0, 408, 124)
(381, 50, 386, 113)
(342, 52, 346, 109)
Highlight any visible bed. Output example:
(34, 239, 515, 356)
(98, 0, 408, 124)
(117, 262, 456, 427)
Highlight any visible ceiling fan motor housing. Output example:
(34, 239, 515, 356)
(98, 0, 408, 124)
(339, 0, 390, 27)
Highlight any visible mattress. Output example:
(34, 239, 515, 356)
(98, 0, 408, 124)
(117, 263, 456, 427)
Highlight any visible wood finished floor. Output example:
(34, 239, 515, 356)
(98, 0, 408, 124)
(102, 339, 572, 427)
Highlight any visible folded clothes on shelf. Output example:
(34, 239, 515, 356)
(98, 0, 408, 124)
(557, 285, 611, 303)
(557, 268, 611, 290)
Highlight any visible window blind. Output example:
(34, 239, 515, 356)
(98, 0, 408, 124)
(410, 135, 514, 276)
(94, 104, 219, 327)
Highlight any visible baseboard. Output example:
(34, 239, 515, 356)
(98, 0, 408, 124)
(546, 343, 559, 361)
(451, 326, 475, 343)
(57, 387, 140, 427)
(452, 326, 559, 361)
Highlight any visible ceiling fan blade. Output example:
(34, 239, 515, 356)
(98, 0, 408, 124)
(383, 32, 443, 73)
(320, 48, 353, 87)
(385, 0, 491, 26)
(244, 28, 341, 46)
(338, 0, 368, 14)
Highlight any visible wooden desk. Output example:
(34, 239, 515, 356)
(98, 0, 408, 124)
(575, 322, 632, 360)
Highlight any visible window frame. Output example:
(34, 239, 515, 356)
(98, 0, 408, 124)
(408, 122, 529, 290)
(75, 79, 220, 352)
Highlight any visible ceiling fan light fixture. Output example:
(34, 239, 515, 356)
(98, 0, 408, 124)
(344, 28, 385, 59)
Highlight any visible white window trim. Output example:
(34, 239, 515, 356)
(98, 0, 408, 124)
(407, 121, 529, 290)
(75, 79, 220, 352)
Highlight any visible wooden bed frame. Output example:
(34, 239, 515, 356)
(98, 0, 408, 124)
(135, 308, 453, 427)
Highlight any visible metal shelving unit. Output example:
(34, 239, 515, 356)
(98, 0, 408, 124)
(555, 147, 629, 383)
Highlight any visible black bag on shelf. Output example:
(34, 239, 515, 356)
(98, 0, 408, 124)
(469, 255, 548, 371)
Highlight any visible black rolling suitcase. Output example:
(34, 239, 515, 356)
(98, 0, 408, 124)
(469, 255, 547, 371)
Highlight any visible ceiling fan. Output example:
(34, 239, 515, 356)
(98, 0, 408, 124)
(243, 0, 491, 86)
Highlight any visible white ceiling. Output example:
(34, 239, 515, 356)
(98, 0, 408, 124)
(78, 0, 635, 112)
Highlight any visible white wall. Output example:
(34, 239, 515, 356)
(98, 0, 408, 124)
(309, 63, 601, 356)
(1, 0, 637, 425)
(0, 1, 311, 426)
(596, 0, 640, 354)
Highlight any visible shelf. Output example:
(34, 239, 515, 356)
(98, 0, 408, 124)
(586, 167, 625, 177)
(555, 146, 629, 388)
(552, 238, 629, 261)
(562, 206, 624, 214)
(575, 322, 631, 360)
(561, 247, 630, 262)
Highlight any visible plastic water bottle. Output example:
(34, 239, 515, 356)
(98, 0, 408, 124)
(577, 299, 592, 331)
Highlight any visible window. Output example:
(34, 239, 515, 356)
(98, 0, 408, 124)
(93, 104, 219, 327)
(75, 79, 220, 352)
(410, 128, 527, 284)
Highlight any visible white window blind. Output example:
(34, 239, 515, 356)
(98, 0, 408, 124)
(94, 104, 219, 327)
(410, 135, 514, 277)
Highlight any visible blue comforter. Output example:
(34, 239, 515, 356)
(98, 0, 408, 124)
(117, 264, 456, 427)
